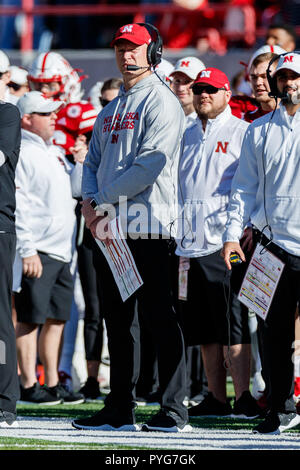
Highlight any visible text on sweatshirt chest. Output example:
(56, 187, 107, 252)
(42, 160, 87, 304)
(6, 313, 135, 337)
(102, 111, 140, 135)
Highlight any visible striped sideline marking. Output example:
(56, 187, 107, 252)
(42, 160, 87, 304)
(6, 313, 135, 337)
(0, 417, 300, 450)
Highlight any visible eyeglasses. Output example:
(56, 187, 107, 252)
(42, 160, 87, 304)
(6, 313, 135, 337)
(192, 85, 226, 95)
(31, 111, 54, 116)
(100, 98, 111, 107)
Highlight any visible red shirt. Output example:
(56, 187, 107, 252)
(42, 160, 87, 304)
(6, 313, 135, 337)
(53, 101, 98, 154)
(244, 106, 271, 123)
(229, 95, 258, 120)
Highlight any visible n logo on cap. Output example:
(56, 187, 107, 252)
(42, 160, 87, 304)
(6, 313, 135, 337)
(181, 60, 190, 67)
(121, 25, 133, 33)
(283, 55, 294, 63)
(200, 70, 211, 78)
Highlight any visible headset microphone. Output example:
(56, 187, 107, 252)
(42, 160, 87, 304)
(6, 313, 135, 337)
(126, 65, 149, 71)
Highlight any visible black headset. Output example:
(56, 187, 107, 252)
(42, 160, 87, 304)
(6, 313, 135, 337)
(267, 50, 300, 98)
(137, 23, 163, 68)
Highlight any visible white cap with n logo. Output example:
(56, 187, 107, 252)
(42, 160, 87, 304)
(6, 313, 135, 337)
(273, 52, 300, 77)
(170, 56, 205, 80)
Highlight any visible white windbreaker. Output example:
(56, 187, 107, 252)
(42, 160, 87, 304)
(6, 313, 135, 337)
(82, 73, 185, 237)
(15, 129, 78, 263)
(176, 105, 249, 257)
(223, 103, 300, 256)
(185, 111, 197, 130)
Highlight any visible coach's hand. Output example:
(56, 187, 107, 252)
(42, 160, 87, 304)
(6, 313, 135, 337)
(22, 254, 43, 278)
(70, 135, 88, 164)
(89, 216, 112, 245)
(81, 198, 100, 229)
(221, 242, 245, 271)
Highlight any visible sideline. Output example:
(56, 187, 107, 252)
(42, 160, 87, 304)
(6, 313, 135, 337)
(0, 417, 300, 450)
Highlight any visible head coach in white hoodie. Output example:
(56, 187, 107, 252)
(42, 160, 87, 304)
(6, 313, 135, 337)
(73, 23, 190, 433)
(222, 52, 300, 434)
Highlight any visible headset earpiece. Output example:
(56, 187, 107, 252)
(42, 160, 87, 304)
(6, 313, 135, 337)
(137, 23, 163, 67)
(267, 53, 284, 98)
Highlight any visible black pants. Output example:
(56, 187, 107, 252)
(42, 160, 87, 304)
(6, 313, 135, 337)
(0, 233, 19, 413)
(254, 234, 300, 413)
(92, 238, 188, 421)
(135, 302, 159, 398)
(77, 227, 104, 362)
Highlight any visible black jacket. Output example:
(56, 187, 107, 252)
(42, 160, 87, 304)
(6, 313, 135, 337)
(0, 101, 21, 233)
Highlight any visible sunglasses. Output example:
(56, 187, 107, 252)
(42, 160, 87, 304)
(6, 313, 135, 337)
(31, 111, 54, 116)
(7, 82, 22, 91)
(193, 85, 226, 95)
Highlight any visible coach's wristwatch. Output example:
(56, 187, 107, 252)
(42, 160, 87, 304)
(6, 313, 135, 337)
(90, 198, 99, 211)
(89, 199, 109, 217)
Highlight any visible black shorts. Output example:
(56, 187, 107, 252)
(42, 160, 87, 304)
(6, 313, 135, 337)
(15, 253, 73, 325)
(181, 249, 250, 346)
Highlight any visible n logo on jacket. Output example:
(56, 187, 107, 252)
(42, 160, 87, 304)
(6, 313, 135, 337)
(215, 141, 229, 154)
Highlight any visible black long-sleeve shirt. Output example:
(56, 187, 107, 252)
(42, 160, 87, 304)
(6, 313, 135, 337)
(0, 101, 21, 232)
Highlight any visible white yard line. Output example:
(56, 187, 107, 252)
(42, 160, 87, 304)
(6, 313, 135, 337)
(0, 417, 299, 450)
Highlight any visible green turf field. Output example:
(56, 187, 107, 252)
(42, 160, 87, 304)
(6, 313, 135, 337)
(0, 382, 297, 451)
(0, 402, 259, 450)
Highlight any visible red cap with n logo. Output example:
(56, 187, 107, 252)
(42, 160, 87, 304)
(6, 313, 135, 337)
(111, 24, 152, 46)
(193, 67, 230, 90)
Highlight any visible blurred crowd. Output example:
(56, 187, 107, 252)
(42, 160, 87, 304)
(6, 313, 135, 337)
(0, 0, 299, 52)
(0, 17, 300, 435)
